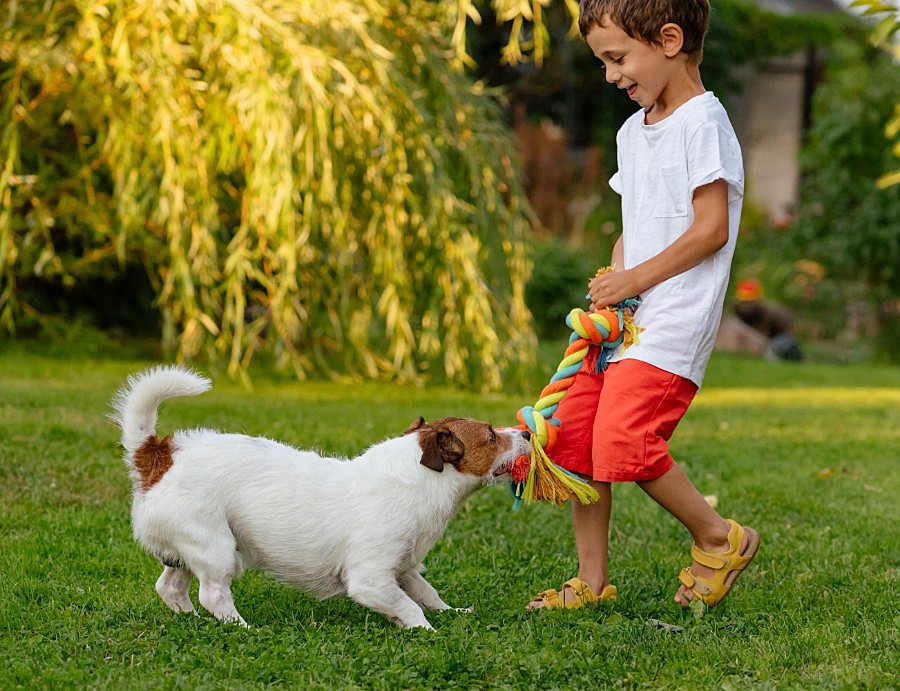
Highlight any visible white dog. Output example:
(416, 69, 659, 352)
(111, 365, 531, 629)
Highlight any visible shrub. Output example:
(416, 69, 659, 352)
(0, 0, 538, 389)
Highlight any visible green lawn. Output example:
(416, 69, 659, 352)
(1, 341, 898, 689)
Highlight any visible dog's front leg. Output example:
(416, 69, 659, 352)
(401, 570, 462, 612)
(346, 576, 434, 629)
(198, 576, 248, 628)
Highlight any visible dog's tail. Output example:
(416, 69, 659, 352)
(110, 365, 211, 456)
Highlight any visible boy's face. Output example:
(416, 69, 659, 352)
(585, 18, 677, 113)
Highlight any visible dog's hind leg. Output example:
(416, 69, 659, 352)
(346, 574, 434, 629)
(155, 565, 196, 614)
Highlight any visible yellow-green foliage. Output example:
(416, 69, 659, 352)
(449, 0, 580, 66)
(850, 0, 900, 188)
(0, 0, 538, 389)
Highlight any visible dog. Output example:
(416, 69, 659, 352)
(110, 365, 531, 629)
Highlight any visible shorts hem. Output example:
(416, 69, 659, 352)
(553, 457, 593, 479)
(592, 457, 674, 483)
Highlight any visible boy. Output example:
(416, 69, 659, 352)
(527, 0, 759, 610)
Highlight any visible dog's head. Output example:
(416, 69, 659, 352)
(405, 417, 531, 481)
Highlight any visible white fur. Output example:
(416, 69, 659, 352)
(112, 365, 530, 629)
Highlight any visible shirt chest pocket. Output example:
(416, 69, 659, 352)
(650, 166, 688, 218)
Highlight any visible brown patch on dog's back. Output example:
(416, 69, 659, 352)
(134, 435, 175, 491)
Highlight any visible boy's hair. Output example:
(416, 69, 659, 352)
(578, 0, 710, 61)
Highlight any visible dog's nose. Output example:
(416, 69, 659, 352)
(519, 429, 531, 441)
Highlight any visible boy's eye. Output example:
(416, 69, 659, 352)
(599, 56, 623, 70)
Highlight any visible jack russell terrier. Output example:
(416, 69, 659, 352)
(111, 365, 531, 629)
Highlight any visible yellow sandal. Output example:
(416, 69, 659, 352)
(678, 519, 760, 607)
(528, 577, 617, 610)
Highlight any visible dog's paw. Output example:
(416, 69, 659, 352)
(396, 618, 435, 630)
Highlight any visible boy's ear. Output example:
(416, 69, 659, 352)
(659, 23, 684, 58)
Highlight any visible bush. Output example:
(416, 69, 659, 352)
(526, 239, 598, 339)
(0, 0, 538, 390)
(793, 38, 900, 361)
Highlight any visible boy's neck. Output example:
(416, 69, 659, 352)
(644, 64, 706, 126)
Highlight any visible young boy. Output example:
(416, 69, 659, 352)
(527, 0, 759, 611)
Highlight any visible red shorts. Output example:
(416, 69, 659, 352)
(549, 352, 698, 482)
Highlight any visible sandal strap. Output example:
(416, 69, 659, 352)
(690, 543, 728, 569)
(561, 578, 617, 603)
(678, 567, 713, 596)
(535, 588, 561, 607)
(562, 577, 595, 600)
(689, 519, 748, 570)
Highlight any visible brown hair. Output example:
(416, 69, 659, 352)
(578, 0, 710, 61)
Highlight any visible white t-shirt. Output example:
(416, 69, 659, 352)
(608, 91, 744, 387)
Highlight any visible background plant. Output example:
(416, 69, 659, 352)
(0, 0, 541, 390)
(792, 34, 900, 360)
(851, 0, 900, 189)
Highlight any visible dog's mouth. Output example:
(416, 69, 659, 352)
(492, 454, 530, 481)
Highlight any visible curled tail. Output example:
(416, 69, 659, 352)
(111, 365, 211, 457)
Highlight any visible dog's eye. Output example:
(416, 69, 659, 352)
(489, 429, 497, 442)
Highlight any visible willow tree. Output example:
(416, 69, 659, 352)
(0, 0, 546, 389)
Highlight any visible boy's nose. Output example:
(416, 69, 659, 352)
(604, 69, 618, 85)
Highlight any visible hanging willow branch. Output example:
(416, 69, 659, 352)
(446, 0, 580, 67)
(0, 0, 538, 390)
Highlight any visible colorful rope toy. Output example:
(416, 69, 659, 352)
(511, 267, 642, 509)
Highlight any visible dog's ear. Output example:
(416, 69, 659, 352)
(404, 417, 427, 435)
(418, 427, 465, 472)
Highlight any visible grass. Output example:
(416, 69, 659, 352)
(1, 339, 898, 689)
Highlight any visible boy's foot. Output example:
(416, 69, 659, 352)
(675, 519, 759, 607)
(526, 577, 617, 611)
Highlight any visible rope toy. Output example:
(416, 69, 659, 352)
(511, 267, 642, 509)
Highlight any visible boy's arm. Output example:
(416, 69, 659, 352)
(589, 179, 730, 308)
(611, 235, 624, 269)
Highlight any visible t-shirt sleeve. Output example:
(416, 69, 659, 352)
(609, 170, 622, 195)
(609, 136, 624, 195)
(687, 123, 744, 202)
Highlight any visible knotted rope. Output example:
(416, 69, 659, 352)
(511, 268, 641, 508)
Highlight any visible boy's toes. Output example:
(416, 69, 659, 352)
(674, 583, 695, 606)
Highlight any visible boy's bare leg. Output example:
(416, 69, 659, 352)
(637, 463, 750, 605)
(527, 480, 611, 609)
(573, 480, 612, 598)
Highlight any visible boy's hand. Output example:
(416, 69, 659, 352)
(588, 269, 638, 311)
